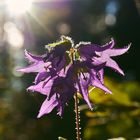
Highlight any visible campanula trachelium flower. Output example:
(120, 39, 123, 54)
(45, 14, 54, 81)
(18, 36, 130, 118)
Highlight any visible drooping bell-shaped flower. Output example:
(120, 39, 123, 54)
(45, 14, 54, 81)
(37, 76, 76, 118)
(18, 36, 130, 118)
(93, 42, 131, 75)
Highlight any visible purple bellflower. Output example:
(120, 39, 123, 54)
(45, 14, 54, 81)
(18, 36, 130, 118)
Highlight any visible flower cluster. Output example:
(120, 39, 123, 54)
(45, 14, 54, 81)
(18, 36, 130, 118)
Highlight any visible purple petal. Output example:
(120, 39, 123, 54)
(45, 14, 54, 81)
(52, 55, 66, 71)
(25, 50, 43, 63)
(101, 38, 115, 49)
(90, 62, 106, 72)
(91, 38, 115, 52)
(37, 94, 58, 118)
(34, 71, 49, 84)
(93, 43, 130, 75)
(91, 76, 112, 94)
(79, 38, 114, 53)
(78, 83, 93, 109)
(109, 44, 131, 57)
(18, 61, 50, 73)
(34, 68, 57, 84)
(27, 78, 54, 95)
(106, 58, 124, 75)
(98, 69, 104, 84)
(77, 74, 93, 110)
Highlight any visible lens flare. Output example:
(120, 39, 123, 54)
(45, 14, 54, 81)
(4, 22, 24, 48)
(6, 0, 33, 16)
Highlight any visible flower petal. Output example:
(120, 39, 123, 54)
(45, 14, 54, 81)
(101, 38, 115, 49)
(37, 94, 58, 118)
(109, 44, 131, 57)
(77, 75, 93, 110)
(34, 71, 49, 84)
(27, 78, 54, 95)
(106, 58, 124, 75)
(25, 50, 43, 63)
(17, 61, 50, 73)
(98, 69, 104, 84)
(91, 76, 112, 94)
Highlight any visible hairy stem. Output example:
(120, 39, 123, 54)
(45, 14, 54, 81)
(74, 93, 81, 140)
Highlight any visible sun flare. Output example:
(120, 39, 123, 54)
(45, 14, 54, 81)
(6, 0, 33, 16)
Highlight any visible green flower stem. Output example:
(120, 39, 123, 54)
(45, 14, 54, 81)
(74, 92, 81, 140)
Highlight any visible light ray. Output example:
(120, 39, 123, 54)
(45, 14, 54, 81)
(28, 11, 53, 37)
(6, 0, 33, 16)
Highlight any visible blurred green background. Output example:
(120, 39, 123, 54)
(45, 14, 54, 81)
(0, 0, 140, 140)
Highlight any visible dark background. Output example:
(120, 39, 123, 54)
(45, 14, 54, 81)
(0, 0, 140, 140)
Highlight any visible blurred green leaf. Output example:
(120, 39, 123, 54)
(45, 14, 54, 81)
(83, 78, 140, 140)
